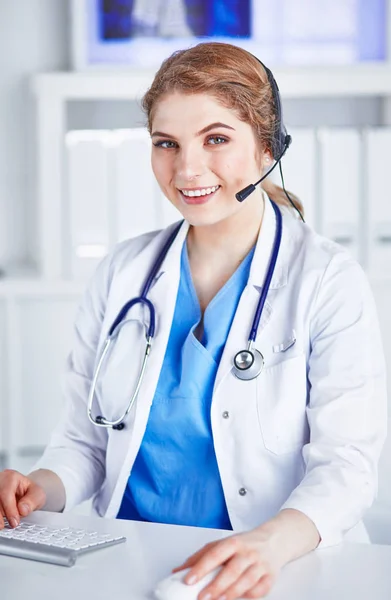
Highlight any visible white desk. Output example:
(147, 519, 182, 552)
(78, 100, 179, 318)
(1, 511, 391, 600)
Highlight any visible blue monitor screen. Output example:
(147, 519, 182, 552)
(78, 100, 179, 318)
(100, 0, 251, 39)
(85, 0, 387, 67)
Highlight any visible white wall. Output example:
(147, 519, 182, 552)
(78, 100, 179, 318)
(0, 0, 69, 271)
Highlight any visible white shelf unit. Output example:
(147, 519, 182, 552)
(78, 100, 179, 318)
(33, 64, 391, 100)
(31, 65, 391, 281)
(0, 281, 84, 467)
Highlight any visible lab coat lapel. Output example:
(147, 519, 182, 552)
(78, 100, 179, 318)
(213, 288, 273, 394)
(214, 195, 288, 393)
(123, 220, 189, 453)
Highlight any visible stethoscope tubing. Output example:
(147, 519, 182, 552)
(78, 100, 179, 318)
(87, 200, 282, 428)
(249, 200, 282, 341)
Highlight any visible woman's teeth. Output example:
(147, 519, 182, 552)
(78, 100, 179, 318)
(181, 185, 220, 197)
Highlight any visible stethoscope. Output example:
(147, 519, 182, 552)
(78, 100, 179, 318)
(87, 200, 282, 430)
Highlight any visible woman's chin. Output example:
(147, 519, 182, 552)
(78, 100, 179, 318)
(166, 191, 240, 227)
(181, 208, 235, 228)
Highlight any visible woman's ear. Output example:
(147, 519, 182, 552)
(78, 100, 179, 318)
(254, 142, 272, 171)
(261, 153, 273, 172)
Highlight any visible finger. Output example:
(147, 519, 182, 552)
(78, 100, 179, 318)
(0, 506, 6, 529)
(184, 537, 239, 586)
(243, 574, 274, 598)
(1, 489, 22, 528)
(17, 485, 46, 517)
(198, 554, 260, 600)
(172, 542, 215, 572)
(0, 469, 30, 525)
(216, 564, 268, 600)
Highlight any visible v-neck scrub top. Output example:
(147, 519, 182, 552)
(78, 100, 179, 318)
(117, 241, 255, 528)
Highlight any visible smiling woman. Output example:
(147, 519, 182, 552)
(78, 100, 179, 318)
(143, 42, 303, 219)
(149, 91, 267, 234)
(0, 41, 386, 600)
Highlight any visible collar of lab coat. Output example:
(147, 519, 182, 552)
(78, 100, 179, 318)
(211, 192, 290, 391)
(248, 189, 289, 290)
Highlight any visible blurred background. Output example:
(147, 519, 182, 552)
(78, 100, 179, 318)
(0, 0, 390, 540)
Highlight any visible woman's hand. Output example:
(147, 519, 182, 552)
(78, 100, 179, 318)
(0, 469, 46, 528)
(172, 509, 321, 600)
(173, 528, 281, 599)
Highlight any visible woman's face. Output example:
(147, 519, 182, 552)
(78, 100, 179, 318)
(151, 92, 270, 227)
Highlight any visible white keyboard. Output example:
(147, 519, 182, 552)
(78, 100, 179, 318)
(0, 518, 126, 567)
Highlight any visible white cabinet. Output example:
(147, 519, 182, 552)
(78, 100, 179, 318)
(0, 301, 6, 455)
(366, 129, 391, 279)
(368, 280, 391, 534)
(371, 280, 391, 403)
(318, 128, 362, 261)
(0, 284, 82, 466)
(15, 297, 79, 449)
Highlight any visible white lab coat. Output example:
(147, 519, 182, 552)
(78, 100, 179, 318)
(35, 195, 387, 548)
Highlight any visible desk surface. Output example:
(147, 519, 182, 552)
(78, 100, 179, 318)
(1, 511, 391, 600)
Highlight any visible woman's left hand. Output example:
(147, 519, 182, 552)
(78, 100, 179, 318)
(172, 509, 321, 600)
(172, 526, 283, 600)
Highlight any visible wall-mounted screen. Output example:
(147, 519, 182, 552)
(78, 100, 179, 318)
(72, 0, 388, 69)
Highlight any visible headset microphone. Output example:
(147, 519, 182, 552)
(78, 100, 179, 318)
(235, 134, 291, 203)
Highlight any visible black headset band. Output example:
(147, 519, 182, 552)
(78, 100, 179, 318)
(254, 57, 289, 159)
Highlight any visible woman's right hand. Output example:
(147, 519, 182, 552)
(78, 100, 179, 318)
(0, 469, 46, 528)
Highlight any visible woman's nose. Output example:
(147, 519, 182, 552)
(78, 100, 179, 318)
(175, 147, 205, 180)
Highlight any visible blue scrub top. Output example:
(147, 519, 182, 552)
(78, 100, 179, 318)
(117, 240, 254, 528)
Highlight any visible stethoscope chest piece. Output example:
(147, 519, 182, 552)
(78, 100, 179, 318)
(232, 347, 264, 381)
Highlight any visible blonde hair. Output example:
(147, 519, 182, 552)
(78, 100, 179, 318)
(141, 41, 303, 217)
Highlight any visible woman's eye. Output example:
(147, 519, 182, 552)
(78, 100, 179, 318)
(207, 136, 228, 145)
(153, 140, 177, 149)
(153, 136, 227, 148)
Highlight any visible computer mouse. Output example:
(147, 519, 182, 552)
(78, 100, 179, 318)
(154, 567, 221, 600)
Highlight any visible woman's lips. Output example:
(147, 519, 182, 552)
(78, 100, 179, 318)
(179, 187, 220, 205)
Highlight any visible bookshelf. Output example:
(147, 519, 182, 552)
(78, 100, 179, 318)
(28, 65, 391, 281)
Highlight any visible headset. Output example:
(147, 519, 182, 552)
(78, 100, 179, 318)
(235, 57, 305, 222)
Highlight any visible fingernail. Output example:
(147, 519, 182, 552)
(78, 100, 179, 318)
(10, 517, 19, 528)
(202, 595, 212, 600)
(19, 504, 29, 515)
(217, 596, 226, 600)
(186, 575, 198, 585)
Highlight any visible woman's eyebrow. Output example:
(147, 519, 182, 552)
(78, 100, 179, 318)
(151, 122, 235, 139)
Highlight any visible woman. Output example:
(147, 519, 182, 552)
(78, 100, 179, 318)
(0, 43, 387, 600)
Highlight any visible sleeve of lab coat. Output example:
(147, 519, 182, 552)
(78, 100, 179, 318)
(32, 254, 112, 510)
(281, 252, 388, 548)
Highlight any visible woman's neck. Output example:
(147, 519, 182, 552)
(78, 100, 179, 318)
(187, 196, 264, 269)
(185, 196, 265, 313)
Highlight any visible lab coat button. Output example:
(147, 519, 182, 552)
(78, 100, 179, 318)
(222, 411, 230, 419)
(239, 487, 247, 496)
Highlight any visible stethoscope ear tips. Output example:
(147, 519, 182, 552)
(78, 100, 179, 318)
(113, 423, 125, 431)
(95, 415, 125, 430)
(232, 348, 264, 381)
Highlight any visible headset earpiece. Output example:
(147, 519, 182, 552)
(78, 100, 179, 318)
(236, 54, 304, 222)
(255, 59, 290, 160)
